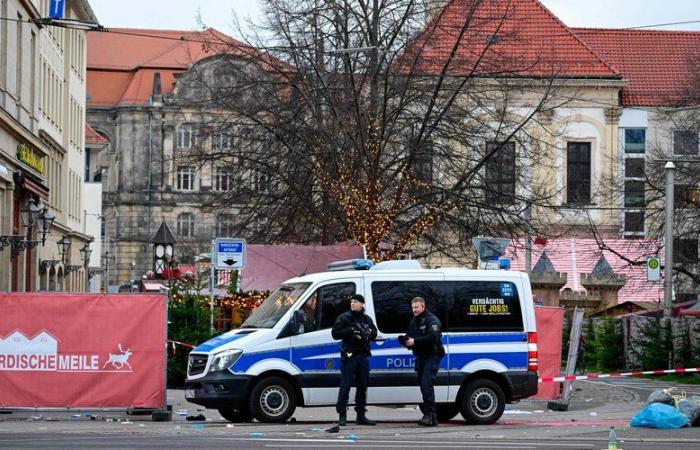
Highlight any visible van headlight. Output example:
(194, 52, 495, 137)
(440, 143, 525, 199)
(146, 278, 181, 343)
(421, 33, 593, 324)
(209, 349, 242, 373)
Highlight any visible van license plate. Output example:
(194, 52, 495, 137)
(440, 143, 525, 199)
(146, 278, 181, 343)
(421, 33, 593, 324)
(185, 389, 195, 399)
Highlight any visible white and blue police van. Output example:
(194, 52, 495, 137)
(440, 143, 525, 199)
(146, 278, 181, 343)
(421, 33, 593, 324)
(185, 259, 538, 424)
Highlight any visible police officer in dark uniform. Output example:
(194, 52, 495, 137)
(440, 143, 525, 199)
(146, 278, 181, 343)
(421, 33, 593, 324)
(402, 296, 445, 426)
(331, 294, 378, 426)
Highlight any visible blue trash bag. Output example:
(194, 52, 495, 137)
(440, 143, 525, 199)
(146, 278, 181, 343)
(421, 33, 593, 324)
(630, 403, 689, 429)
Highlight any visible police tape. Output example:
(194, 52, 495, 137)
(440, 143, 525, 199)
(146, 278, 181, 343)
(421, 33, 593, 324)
(167, 340, 195, 355)
(539, 367, 700, 383)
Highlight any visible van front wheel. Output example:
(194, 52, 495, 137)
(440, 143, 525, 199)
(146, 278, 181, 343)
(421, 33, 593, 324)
(248, 376, 297, 423)
(459, 379, 505, 425)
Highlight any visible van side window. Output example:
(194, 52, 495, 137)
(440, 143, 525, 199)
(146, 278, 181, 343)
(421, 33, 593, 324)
(371, 281, 447, 334)
(449, 281, 523, 332)
(317, 283, 356, 330)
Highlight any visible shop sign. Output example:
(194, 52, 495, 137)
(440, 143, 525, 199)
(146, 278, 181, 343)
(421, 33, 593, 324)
(16, 144, 45, 175)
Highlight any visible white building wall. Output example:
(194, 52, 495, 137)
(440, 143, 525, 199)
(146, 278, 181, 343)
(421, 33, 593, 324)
(83, 181, 102, 291)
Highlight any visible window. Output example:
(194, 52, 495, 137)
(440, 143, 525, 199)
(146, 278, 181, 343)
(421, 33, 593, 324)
(176, 166, 195, 191)
(214, 167, 232, 192)
(216, 215, 236, 237)
(674, 238, 698, 264)
(317, 283, 356, 330)
(624, 181, 645, 207)
(251, 171, 269, 193)
(372, 281, 447, 334)
(624, 128, 646, 154)
(485, 141, 516, 203)
(675, 185, 700, 209)
(449, 281, 523, 332)
(177, 124, 195, 149)
(625, 159, 645, 178)
(566, 142, 591, 204)
(177, 213, 195, 238)
(624, 211, 644, 233)
(673, 130, 699, 156)
(410, 139, 433, 192)
(214, 134, 232, 150)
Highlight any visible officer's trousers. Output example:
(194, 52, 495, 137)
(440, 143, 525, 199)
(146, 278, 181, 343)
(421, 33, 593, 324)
(336, 353, 369, 414)
(415, 354, 441, 415)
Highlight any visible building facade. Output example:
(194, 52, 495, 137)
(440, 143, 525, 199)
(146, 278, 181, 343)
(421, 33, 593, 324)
(0, 0, 98, 292)
(87, 1, 700, 303)
(86, 28, 258, 290)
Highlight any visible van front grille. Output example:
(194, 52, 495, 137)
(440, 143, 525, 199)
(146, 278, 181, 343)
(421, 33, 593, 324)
(187, 354, 209, 376)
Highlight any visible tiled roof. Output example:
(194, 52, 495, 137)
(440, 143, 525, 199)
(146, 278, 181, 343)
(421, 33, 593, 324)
(85, 122, 108, 146)
(87, 28, 258, 107)
(402, 0, 619, 78)
(574, 28, 700, 106)
(507, 238, 663, 304)
(217, 242, 365, 292)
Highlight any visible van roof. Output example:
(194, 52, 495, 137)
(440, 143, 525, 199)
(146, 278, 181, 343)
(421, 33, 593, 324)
(285, 268, 526, 285)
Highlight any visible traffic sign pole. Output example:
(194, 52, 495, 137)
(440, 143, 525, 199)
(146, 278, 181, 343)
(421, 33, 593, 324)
(210, 239, 215, 334)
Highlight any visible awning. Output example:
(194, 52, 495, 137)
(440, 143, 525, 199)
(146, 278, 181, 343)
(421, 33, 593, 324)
(13, 171, 49, 199)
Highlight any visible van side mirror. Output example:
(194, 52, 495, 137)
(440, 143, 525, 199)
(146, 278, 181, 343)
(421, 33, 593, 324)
(278, 310, 305, 339)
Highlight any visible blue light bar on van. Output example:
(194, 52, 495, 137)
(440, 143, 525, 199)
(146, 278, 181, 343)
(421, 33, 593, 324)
(327, 258, 375, 271)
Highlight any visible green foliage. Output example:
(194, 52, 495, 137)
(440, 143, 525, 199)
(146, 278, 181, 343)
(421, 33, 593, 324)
(631, 315, 673, 370)
(562, 314, 572, 366)
(675, 318, 694, 369)
(167, 277, 214, 388)
(577, 318, 597, 373)
(693, 318, 700, 366)
(592, 317, 625, 372)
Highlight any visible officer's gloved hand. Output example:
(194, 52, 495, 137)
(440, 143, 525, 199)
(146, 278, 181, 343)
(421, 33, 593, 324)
(352, 326, 363, 340)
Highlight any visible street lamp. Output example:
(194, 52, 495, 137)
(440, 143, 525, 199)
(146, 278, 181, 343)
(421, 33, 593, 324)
(80, 242, 93, 268)
(20, 198, 42, 228)
(38, 208, 55, 244)
(57, 236, 72, 264)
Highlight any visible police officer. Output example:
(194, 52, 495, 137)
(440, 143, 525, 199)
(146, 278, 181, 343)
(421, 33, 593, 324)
(331, 294, 378, 426)
(402, 296, 445, 426)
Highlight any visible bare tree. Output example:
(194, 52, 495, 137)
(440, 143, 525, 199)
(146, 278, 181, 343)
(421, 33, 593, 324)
(175, 0, 575, 262)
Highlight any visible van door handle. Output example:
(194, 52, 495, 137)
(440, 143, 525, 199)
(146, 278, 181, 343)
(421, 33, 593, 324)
(374, 336, 387, 343)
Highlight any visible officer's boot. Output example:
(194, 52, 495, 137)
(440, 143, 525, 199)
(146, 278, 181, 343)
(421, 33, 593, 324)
(338, 410, 347, 426)
(418, 413, 434, 426)
(432, 412, 439, 426)
(356, 411, 376, 426)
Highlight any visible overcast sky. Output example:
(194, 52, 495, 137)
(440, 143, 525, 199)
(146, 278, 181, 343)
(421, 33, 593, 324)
(88, 0, 700, 37)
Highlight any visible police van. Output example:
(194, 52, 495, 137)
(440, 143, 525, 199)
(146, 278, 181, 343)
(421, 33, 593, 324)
(185, 259, 538, 424)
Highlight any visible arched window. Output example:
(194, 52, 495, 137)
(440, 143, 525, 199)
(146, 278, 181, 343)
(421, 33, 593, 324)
(177, 213, 195, 238)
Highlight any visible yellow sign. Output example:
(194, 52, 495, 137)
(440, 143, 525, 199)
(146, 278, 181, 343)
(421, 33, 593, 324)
(16, 144, 45, 175)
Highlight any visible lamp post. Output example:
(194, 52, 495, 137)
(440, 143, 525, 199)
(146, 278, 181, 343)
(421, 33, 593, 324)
(38, 208, 55, 244)
(57, 236, 72, 264)
(80, 242, 93, 292)
(663, 162, 675, 318)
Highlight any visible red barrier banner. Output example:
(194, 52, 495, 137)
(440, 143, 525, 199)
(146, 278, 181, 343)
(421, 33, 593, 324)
(532, 306, 563, 399)
(0, 293, 166, 409)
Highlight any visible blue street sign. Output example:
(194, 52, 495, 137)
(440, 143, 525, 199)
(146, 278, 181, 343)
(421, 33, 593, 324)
(213, 239, 245, 270)
(49, 0, 65, 19)
(218, 241, 243, 254)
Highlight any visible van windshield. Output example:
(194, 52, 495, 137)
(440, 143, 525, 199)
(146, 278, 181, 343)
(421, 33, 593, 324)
(240, 283, 311, 328)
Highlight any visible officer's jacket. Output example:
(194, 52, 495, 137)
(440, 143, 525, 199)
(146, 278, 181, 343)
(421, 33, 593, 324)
(407, 311, 444, 357)
(332, 309, 378, 356)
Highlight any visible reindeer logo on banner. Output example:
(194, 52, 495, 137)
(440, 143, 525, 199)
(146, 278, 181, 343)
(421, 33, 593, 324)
(103, 344, 133, 370)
